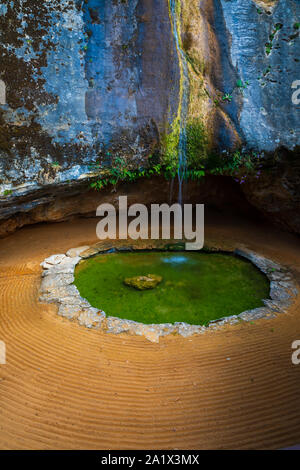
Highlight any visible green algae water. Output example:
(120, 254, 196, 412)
(74, 252, 270, 325)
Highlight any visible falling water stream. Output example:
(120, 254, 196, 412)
(169, 0, 190, 205)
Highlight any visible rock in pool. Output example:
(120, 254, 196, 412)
(124, 274, 162, 290)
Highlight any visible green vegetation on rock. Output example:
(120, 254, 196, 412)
(265, 23, 283, 55)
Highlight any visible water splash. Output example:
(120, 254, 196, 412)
(161, 255, 191, 265)
(169, 0, 190, 205)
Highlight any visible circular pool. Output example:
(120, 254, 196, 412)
(74, 251, 270, 325)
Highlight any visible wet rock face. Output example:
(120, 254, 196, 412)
(0, 0, 299, 235)
(83, 0, 179, 155)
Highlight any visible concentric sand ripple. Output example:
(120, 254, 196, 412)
(0, 216, 300, 449)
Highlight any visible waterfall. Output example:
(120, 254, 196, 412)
(169, 0, 190, 205)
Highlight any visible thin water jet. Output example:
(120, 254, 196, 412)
(169, 0, 190, 205)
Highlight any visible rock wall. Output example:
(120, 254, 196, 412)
(0, 0, 179, 193)
(180, 0, 299, 151)
(220, 0, 299, 151)
(0, 0, 299, 235)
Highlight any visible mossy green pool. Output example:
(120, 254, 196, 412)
(74, 251, 270, 325)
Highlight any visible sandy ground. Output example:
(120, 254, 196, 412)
(0, 212, 299, 450)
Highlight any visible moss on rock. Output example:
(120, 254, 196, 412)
(124, 274, 163, 290)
